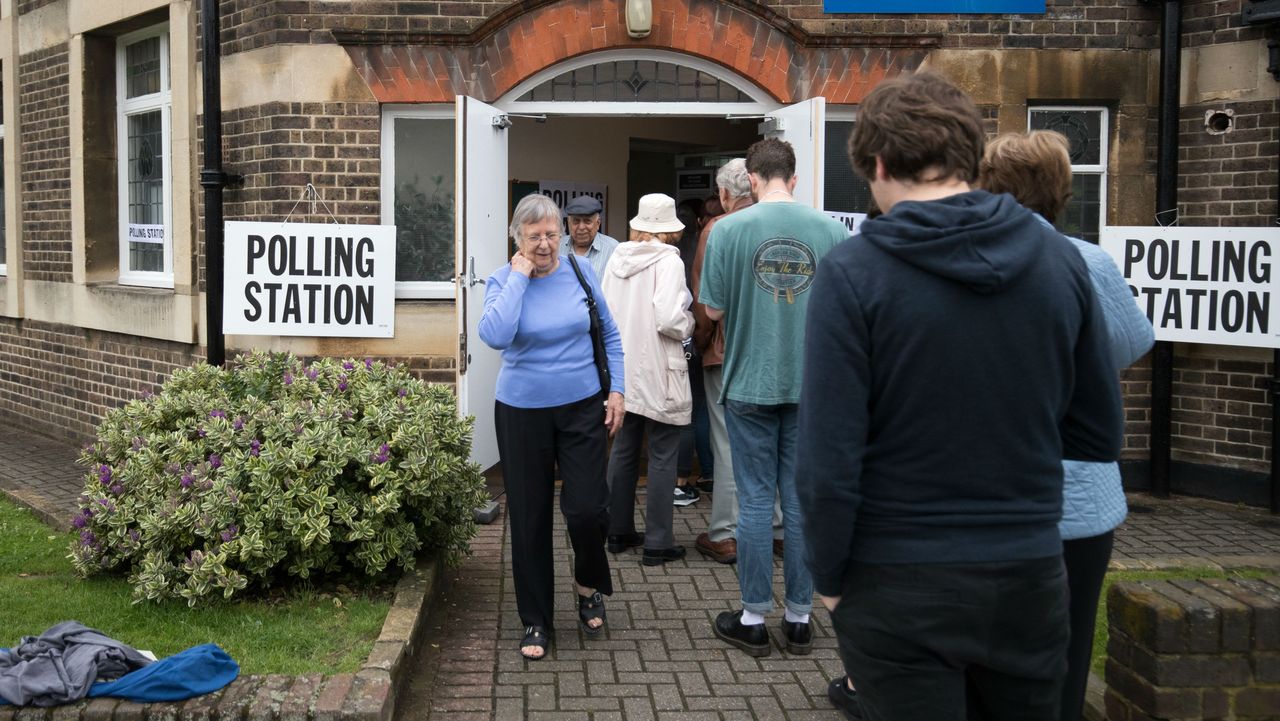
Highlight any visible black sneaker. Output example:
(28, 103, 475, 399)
(712, 610, 770, 657)
(781, 618, 812, 655)
(607, 532, 643, 554)
(641, 545, 686, 566)
(827, 676, 863, 720)
(672, 486, 700, 506)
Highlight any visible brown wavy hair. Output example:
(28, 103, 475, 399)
(977, 130, 1073, 223)
(848, 72, 985, 185)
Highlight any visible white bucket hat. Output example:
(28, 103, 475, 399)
(630, 193, 685, 234)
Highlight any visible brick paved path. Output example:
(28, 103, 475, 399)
(2, 424, 1280, 720)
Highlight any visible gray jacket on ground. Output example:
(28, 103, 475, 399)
(0, 621, 152, 706)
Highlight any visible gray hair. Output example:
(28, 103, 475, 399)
(509, 193, 562, 243)
(716, 158, 751, 200)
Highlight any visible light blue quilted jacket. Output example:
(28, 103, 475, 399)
(1057, 230, 1155, 540)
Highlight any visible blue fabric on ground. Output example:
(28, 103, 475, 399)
(86, 644, 238, 702)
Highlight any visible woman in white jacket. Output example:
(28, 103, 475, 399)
(600, 194, 696, 566)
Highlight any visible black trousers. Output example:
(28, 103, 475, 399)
(607, 411, 682, 551)
(496, 393, 613, 631)
(1060, 531, 1113, 721)
(831, 556, 1069, 721)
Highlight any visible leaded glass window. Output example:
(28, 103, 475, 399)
(1029, 107, 1108, 243)
(118, 27, 172, 285)
(517, 60, 751, 103)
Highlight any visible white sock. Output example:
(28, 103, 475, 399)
(740, 610, 766, 626)
(784, 610, 810, 624)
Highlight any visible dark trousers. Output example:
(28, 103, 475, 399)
(831, 556, 1069, 721)
(496, 394, 613, 631)
(607, 411, 682, 550)
(1060, 531, 1113, 721)
(678, 360, 713, 478)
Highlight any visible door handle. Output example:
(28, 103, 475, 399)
(467, 257, 486, 287)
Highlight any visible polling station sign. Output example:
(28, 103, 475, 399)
(223, 221, 396, 338)
(1101, 226, 1280, 349)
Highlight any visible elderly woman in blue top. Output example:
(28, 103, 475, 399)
(478, 193, 626, 662)
(979, 131, 1155, 721)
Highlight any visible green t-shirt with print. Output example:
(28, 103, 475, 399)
(698, 201, 849, 404)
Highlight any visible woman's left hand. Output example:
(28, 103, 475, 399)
(604, 392, 625, 437)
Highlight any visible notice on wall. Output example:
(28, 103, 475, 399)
(223, 221, 397, 338)
(127, 224, 165, 244)
(826, 211, 867, 237)
(1100, 226, 1280, 349)
(539, 180, 608, 233)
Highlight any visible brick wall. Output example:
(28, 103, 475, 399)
(1123, 359, 1154, 458)
(202, 101, 381, 290)
(1170, 350, 1274, 473)
(1178, 100, 1279, 228)
(0, 318, 202, 443)
(1183, 0, 1268, 49)
(19, 44, 73, 284)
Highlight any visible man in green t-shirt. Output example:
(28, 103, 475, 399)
(699, 137, 848, 658)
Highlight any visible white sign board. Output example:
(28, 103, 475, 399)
(223, 221, 397, 338)
(539, 180, 608, 233)
(826, 211, 867, 236)
(1101, 226, 1280, 349)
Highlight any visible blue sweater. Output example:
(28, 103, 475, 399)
(478, 258, 624, 409)
(1059, 227, 1155, 540)
(796, 191, 1123, 596)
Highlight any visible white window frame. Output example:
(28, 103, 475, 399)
(116, 25, 173, 288)
(0, 120, 6, 277)
(1027, 105, 1109, 240)
(381, 105, 457, 300)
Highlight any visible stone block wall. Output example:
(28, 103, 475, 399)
(1105, 576, 1280, 720)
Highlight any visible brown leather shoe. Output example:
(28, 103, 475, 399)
(696, 533, 737, 564)
(773, 538, 784, 558)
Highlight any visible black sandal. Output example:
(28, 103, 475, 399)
(519, 625, 552, 660)
(577, 590, 606, 636)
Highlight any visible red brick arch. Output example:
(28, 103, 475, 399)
(344, 0, 932, 105)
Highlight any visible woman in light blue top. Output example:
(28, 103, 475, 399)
(478, 193, 625, 661)
(980, 131, 1155, 721)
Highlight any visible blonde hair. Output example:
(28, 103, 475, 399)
(977, 130, 1073, 223)
(628, 229, 681, 244)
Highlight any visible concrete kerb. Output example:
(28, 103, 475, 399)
(0, 521, 444, 721)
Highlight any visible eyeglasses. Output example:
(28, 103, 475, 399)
(523, 233, 561, 245)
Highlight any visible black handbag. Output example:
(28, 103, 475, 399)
(566, 255, 611, 396)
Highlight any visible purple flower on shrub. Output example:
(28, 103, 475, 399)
(131, 437, 146, 451)
(343, 410, 354, 420)
(180, 473, 194, 489)
(305, 368, 319, 381)
(227, 489, 240, 504)
(249, 439, 261, 457)
(338, 374, 348, 391)
(294, 424, 304, 435)
(97, 465, 112, 485)
(364, 358, 374, 370)
(109, 484, 124, 496)
(343, 361, 355, 371)
(128, 529, 140, 542)
(208, 453, 222, 470)
(79, 530, 97, 547)
(220, 525, 239, 543)
(398, 388, 408, 397)
(233, 417, 245, 431)
(283, 372, 293, 386)
(71, 514, 86, 529)
(165, 462, 181, 475)
(197, 427, 208, 438)
(209, 410, 227, 419)
(371, 443, 391, 464)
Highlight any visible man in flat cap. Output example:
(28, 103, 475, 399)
(559, 195, 619, 278)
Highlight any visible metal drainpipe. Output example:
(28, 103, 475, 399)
(200, 0, 226, 367)
(1149, 0, 1181, 499)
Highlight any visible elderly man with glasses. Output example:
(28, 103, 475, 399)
(558, 195, 619, 279)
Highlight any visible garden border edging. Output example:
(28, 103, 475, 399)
(0, 554, 442, 721)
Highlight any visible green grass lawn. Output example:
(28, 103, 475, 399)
(0, 497, 391, 675)
(1091, 566, 1271, 675)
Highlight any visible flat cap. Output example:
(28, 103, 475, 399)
(564, 195, 603, 215)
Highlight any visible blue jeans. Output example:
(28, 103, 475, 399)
(724, 400, 812, 616)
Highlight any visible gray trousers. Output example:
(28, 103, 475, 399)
(704, 366, 782, 543)
(607, 411, 682, 550)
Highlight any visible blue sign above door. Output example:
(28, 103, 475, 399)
(824, 0, 1043, 12)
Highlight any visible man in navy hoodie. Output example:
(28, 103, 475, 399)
(796, 72, 1123, 721)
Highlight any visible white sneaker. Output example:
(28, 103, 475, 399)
(673, 486, 700, 507)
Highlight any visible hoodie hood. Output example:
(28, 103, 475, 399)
(859, 190, 1045, 294)
(608, 240, 681, 279)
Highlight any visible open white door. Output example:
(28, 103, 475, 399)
(456, 96, 510, 471)
(762, 98, 826, 209)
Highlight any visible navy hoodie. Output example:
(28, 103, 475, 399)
(796, 190, 1123, 597)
